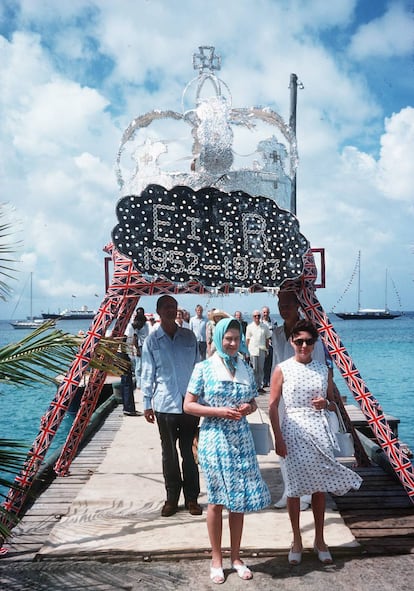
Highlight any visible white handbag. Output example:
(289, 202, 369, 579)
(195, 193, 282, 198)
(326, 404, 355, 457)
(248, 409, 274, 455)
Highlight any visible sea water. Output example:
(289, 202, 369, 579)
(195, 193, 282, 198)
(0, 313, 413, 494)
(0, 319, 92, 496)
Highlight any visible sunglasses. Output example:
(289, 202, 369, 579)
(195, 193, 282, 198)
(292, 338, 315, 347)
(253, 314, 261, 317)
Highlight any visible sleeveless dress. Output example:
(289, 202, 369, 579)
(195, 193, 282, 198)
(187, 353, 271, 512)
(279, 357, 363, 497)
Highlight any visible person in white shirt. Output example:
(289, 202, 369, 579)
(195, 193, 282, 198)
(261, 306, 276, 387)
(176, 307, 190, 328)
(189, 304, 208, 360)
(122, 307, 146, 416)
(133, 313, 150, 389)
(146, 313, 158, 333)
(246, 310, 272, 393)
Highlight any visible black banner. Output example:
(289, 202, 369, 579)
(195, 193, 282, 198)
(112, 184, 309, 288)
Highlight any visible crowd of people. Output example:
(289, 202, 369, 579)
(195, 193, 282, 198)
(121, 293, 362, 583)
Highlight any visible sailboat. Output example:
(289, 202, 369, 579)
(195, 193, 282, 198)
(335, 252, 401, 320)
(10, 273, 49, 329)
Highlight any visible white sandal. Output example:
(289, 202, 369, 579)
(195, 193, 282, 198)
(232, 562, 253, 580)
(288, 545, 302, 565)
(210, 565, 225, 584)
(314, 544, 333, 564)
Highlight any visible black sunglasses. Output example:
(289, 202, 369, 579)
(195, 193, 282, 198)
(292, 338, 315, 346)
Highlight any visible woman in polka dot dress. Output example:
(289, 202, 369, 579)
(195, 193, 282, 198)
(269, 319, 362, 566)
(184, 317, 271, 584)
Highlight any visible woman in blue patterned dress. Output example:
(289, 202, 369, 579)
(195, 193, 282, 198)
(269, 319, 362, 566)
(184, 317, 271, 584)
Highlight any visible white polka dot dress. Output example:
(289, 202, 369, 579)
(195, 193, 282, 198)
(279, 357, 362, 497)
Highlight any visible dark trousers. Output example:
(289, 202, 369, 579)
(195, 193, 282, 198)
(121, 372, 136, 413)
(263, 344, 273, 386)
(155, 411, 200, 505)
(198, 341, 207, 361)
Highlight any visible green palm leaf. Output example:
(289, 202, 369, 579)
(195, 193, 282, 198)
(0, 322, 129, 384)
(0, 204, 19, 301)
(0, 321, 81, 384)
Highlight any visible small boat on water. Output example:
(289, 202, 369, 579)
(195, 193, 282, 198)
(10, 272, 51, 329)
(336, 308, 400, 320)
(335, 252, 401, 320)
(11, 318, 48, 329)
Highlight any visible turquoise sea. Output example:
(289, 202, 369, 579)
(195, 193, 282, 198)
(0, 313, 413, 494)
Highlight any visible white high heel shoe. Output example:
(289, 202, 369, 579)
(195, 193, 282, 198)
(314, 544, 333, 564)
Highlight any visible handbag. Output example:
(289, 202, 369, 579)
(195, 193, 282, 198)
(325, 403, 355, 457)
(248, 409, 274, 455)
(326, 409, 340, 434)
(335, 431, 355, 457)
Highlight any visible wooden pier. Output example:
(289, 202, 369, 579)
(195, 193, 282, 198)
(2, 397, 122, 562)
(2, 393, 414, 563)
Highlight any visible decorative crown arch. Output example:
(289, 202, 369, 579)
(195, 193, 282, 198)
(3, 45, 413, 539)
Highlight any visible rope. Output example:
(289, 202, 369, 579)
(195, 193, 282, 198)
(331, 252, 359, 312)
(388, 271, 403, 310)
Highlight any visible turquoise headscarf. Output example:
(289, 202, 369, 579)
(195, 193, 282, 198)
(212, 317, 248, 373)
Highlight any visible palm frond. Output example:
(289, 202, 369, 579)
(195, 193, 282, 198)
(90, 338, 131, 375)
(0, 321, 81, 384)
(0, 440, 27, 491)
(0, 203, 20, 300)
(0, 440, 27, 538)
(0, 323, 131, 385)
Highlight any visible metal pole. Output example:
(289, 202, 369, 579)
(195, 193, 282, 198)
(289, 73, 298, 215)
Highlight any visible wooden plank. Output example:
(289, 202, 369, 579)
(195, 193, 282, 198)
(346, 404, 400, 430)
(356, 539, 414, 553)
(345, 518, 414, 528)
(336, 500, 412, 509)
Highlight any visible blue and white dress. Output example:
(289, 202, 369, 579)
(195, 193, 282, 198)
(187, 353, 271, 512)
(279, 357, 363, 497)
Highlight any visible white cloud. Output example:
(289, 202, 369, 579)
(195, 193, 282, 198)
(0, 0, 413, 318)
(377, 107, 414, 202)
(12, 80, 109, 156)
(349, 2, 414, 59)
(0, 32, 51, 106)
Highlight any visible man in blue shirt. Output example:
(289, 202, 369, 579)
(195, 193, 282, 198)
(141, 295, 201, 517)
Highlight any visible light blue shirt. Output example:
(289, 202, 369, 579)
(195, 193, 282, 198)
(141, 325, 199, 413)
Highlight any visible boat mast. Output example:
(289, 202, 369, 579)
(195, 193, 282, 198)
(385, 268, 388, 311)
(29, 272, 33, 321)
(357, 251, 361, 313)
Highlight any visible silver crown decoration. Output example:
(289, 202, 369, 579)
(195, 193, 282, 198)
(113, 47, 307, 290)
(115, 46, 297, 211)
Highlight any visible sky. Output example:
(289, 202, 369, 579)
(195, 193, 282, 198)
(0, 0, 413, 321)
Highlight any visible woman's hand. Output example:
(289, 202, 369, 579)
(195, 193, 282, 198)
(312, 396, 328, 411)
(218, 407, 243, 420)
(237, 402, 253, 416)
(275, 435, 287, 458)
